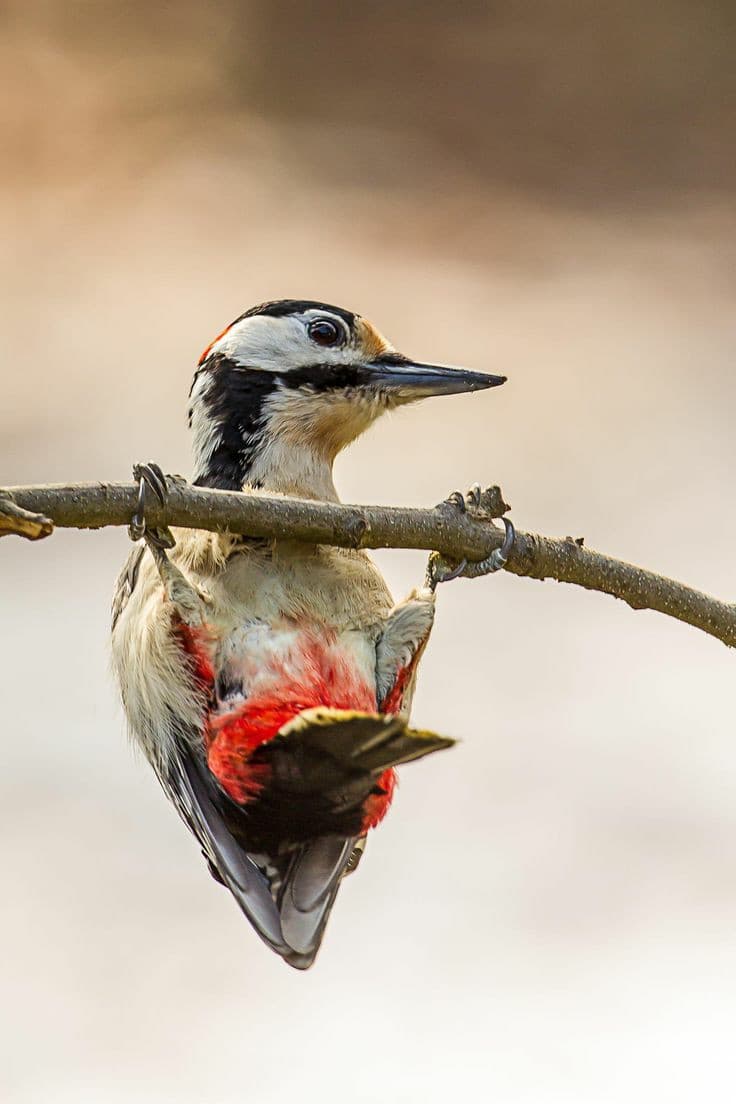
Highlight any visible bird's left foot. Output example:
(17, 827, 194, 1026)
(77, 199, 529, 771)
(426, 483, 515, 589)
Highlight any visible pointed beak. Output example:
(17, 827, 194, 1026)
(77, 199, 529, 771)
(366, 352, 506, 402)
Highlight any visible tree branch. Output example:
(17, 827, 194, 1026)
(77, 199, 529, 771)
(4, 478, 736, 648)
(0, 492, 53, 541)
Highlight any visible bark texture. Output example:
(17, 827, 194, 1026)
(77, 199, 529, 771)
(4, 478, 735, 648)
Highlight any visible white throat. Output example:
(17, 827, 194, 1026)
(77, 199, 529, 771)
(244, 386, 387, 501)
(247, 439, 340, 502)
(190, 365, 387, 501)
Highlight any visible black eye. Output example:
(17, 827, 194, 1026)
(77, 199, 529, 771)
(308, 318, 342, 347)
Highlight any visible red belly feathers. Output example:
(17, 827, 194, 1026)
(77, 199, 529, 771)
(175, 619, 396, 828)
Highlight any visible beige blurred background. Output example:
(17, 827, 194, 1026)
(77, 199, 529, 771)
(2, 2, 736, 1101)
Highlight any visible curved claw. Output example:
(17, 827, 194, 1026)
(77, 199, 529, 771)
(438, 557, 469, 584)
(491, 516, 515, 570)
(133, 461, 168, 505)
(438, 490, 466, 513)
(426, 517, 515, 588)
(467, 483, 482, 510)
(424, 552, 469, 591)
(439, 483, 505, 518)
(128, 479, 147, 542)
(470, 517, 515, 575)
(128, 463, 175, 547)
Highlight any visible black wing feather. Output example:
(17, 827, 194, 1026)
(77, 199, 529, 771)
(278, 836, 357, 969)
(163, 734, 289, 956)
(158, 710, 453, 969)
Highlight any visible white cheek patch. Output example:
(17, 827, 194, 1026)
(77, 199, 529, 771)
(189, 374, 223, 478)
(210, 313, 364, 372)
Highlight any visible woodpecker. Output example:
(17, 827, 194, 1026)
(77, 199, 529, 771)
(111, 299, 508, 968)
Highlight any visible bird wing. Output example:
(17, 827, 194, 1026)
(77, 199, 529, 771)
(160, 722, 360, 969)
(162, 728, 290, 957)
(111, 545, 145, 631)
(276, 835, 358, 969)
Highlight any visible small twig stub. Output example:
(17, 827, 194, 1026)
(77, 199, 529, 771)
(0, 493, 53, 541)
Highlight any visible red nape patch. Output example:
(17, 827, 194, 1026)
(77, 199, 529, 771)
(198, 323, 233, 366)
(361, 768, 397, 830)
(173, 619, 216, 688)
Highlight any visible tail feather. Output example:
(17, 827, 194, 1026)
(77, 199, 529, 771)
(276, 707, 455, 776)
(230, 708, 455, 968)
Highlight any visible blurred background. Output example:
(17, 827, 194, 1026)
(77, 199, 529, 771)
(2, 2, 736, 1101)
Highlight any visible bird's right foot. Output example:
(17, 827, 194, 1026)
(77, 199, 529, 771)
(427, 483, 515, 589)
(128, 462, 206, 623)
(128, 462, 175, 549)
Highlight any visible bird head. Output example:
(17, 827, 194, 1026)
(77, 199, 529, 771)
(189, 299, 506, 498)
